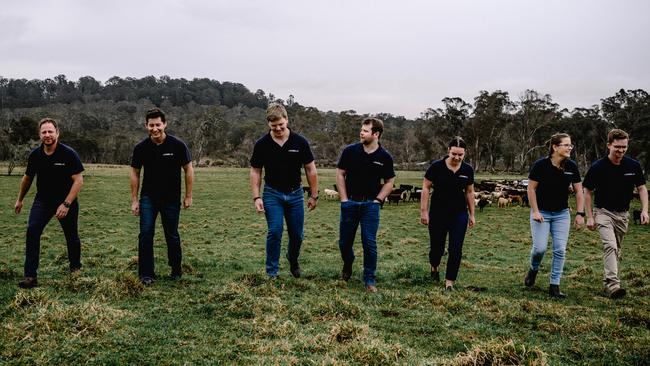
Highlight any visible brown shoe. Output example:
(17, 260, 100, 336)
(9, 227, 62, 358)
(18, 277, 38, 289)
(365, 284, 377, 293)
(341, 262, 352, 281)
(609, 287, 627, 299)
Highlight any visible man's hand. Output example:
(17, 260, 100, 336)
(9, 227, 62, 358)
(307, 196, 318, 211)
(55, 204, 69, 219)
(183, 196, 193, 209)
(641, 211, 649, 225)
(420, 211, 428, 225)
(131, 201, 140, 216)
(586, 217, 596, 231)
(468, 214, 475, 228)
(254, 198, 265, 213)
(14, 200, 23, 214)
(574, 215, 585, 230)
(532, 211, 544, 223)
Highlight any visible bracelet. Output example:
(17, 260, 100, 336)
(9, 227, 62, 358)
(576, 211, 585, 217)
(374, 197, 384, 203)
(63, 201, 71, 208)
(253, 197, 261, 202)
(310, 196, 319, 200)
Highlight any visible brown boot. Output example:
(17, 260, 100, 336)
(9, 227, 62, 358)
(18, 277, 38, 289)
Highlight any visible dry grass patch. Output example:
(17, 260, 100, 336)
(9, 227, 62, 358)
(443, 339, 547, 366)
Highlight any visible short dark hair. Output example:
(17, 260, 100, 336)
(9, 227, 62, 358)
(39, 117, 58, 131)
(362, 117, 384, 138)
(608, 129, 628, 143)
(145, 108, 166, 123)
(448, 136, 466, 149)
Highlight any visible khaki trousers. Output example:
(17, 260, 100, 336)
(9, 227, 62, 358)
(595, 208, 629, 293)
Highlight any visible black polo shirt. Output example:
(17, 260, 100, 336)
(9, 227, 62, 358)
(583, 156, 646, 212)
(131, 134, 192, 202)
(25, 142, 84, 205)
(337, 143, 395, 199)
(250, 130, 314, 193)
(425, 157, 474, 214)
(528, 157, 581, 212)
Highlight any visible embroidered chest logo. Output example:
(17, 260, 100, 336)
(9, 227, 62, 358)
(563, 172, 573, 175)
(54, 163, 65, 166)
(458, 175, 468, 179)
(372, 161, 384, 166)
(624, 172, 635, 176)
(288, 149, 299, 153)
(162, 153, 174, 157)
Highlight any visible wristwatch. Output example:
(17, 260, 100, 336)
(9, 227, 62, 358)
(63, 201, 71, 208)
(576, 211, 585, 217)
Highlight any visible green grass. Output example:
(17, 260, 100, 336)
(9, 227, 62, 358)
(1, 166, 649, 365)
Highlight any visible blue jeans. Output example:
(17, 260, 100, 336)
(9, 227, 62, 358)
(339, 200, 381, 285)
(263, 186, 304, 277)
(138, 196, 182, 278)
(529, 209, 570, 285)
(24, 199, 81, 277)
(428, 210, 469, 281)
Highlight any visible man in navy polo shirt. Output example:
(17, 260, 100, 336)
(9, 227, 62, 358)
(14, 118, 84, 288)
(131, 108, 194, 285)
(336, 117, 395, 293)
(584, 129, 648, 299)
(250, 103, 318, 279)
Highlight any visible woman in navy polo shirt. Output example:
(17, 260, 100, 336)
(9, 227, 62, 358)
(524, 133, 585, 298)
(420, 137, 476, 291)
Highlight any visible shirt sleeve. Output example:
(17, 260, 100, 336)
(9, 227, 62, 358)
(131, 144, 143, 169)
(68, 149, 84, 175)
(179, 140, 192, 166)
(25, 149, 37, 177)
(467, 166, 475, 186)
(582, 163, 597, 190)
(424, 162, 436, 182)
(250, 140, 264, 168)
(634, 161, 647, 187)
(302, 138, 315, 165)
(336, 146, 351, 170)
(528, 160, 543, 182)
(570, 160, 581, 183)
(382, 154, 396, 180)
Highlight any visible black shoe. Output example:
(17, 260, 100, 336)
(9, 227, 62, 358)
(170, 269, 182, 280)
(431, 270, 440, 283)
(549, 284, 566, 298)
(18, 277, 38, 289)
(341, 262, 352, 281)
(140, 277, 154, 286)
(70, 265, 82, 274)
(524, 269, 538, 287)
(609, 287, 626, 299)
(289, 262, 301, 278)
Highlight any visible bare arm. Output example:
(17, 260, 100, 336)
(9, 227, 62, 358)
(182, 162, 194, 208)
(55, 173, 84, 219)
(584, 187, 596, 230)
(250, 167, 264, 213)
(130, 167, 141, 216)
(304, 161, 318, 211)
(465, 184, 476, 228)
(639, 185, 649, 224)
(420, 177, 432, 225)
(14, 175, 33, 214)
(336, 168, 348, 202)
(573, 182, 585, 229)
(377, 177, 395, 202)
(528, 180, 543, 222)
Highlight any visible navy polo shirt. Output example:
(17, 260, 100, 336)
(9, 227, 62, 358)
(583, 156, 646, 212)
(337, 143, 395, 199)
(425, 157, 474, 214)
(131, 134, 191, 202)
(25, 143, 84, 205)
(528, 157, 581, 212)
(250, 130, 314, 193)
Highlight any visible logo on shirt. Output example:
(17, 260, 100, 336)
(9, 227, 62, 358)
(458, 175, 468, 179)
(563, 172, 573, 175)
(54, 163, 65, 166)
(624, 172, 635, 176)
(288, 149, 299, 153)
(372, 161, 384, 166)
(162, 153, 174, 157)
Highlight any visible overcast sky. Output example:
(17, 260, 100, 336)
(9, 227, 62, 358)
(1, 0, 649, 118)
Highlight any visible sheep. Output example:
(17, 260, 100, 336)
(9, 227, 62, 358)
(477, 198, 491, 212)
(323, 188, 339, 200)
(497, 196, 510, 208)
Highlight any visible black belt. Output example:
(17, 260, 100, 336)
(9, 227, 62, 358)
(349, 194, 372, 201)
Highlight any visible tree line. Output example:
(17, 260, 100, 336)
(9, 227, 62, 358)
(1, 75, 648, 176)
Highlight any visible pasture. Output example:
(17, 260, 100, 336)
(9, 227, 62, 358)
(1, 166, 649, 365)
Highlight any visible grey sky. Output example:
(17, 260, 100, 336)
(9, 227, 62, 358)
(1, 0, 649, 118)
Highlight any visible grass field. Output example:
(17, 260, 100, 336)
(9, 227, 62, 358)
(1, 166, 649, 365)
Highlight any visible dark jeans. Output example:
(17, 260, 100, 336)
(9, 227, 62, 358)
(428, 210, 468, 281)
(24, 199, 81, 277)
(339, 200, 381, 285)
(263, 186, 304, 277)
(138, 196, 182, 278)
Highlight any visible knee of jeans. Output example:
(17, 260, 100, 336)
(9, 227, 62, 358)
(267, 225, 283, 240)
(552, 247, 566, 257)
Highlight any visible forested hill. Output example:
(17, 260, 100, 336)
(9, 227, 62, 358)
(1, 75, 648, 175)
